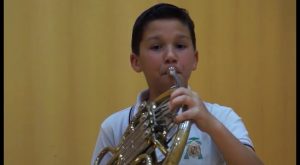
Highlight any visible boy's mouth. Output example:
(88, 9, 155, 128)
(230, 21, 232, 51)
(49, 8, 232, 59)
(160, 66, 181, 75)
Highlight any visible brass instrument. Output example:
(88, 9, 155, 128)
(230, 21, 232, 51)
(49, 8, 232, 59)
(95, 66, 191, 165)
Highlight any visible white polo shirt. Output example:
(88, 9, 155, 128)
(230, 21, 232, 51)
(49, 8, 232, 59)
(91, 89, 254, 165)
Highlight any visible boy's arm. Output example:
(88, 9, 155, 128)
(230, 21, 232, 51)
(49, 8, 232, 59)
(169, 87, 264, 165)
(204, 116, 263, 165)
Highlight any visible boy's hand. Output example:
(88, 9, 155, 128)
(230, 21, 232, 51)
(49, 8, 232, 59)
(168, 87, 219, 132)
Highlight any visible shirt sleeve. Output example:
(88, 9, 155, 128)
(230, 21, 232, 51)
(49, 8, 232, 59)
(90, 108, 131, 165)
(91, 123, 114, 165)
(222, 108, 254, 150)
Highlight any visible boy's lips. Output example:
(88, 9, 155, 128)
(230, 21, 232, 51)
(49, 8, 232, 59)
(160, 66, 181, 75)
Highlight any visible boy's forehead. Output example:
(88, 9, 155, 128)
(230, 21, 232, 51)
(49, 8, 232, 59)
(144, 19, 187, 30)
(145, 34, 190, 42)
(142, 19, 191, 40)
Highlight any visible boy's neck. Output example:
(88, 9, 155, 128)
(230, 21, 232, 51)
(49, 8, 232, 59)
(148, 88, 164, 102)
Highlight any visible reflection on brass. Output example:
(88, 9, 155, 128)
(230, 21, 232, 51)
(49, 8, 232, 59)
(94, 66, 191, 165)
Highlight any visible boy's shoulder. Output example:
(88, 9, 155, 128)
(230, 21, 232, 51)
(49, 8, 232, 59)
(204, 102, 233, 112)
(204, 102, 241, 123)
(101, 106, 132, 129)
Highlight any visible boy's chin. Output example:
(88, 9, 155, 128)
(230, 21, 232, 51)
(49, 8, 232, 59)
(156, 79, 176, 92)
(162, 76, 177, 87)
(162, 74, 186, 87)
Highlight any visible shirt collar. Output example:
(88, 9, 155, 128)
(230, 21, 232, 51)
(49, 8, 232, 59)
(132, 89, 149, 115)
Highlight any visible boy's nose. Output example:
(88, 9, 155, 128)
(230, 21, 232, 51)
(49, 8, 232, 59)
(164, 47, 178, 64)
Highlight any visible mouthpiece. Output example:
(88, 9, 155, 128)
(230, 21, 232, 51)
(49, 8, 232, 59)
(168, 66, 176, 76)
(168, 66, 182, 88)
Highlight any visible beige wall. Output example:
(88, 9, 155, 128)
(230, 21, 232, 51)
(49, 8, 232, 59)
(4, 0, 296, 164)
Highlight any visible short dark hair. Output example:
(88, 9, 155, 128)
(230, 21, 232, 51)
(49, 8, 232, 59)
(131, 3, 196, 55)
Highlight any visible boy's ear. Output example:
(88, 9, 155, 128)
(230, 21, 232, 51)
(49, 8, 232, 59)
(130, 53, 142, 72)
(192, 50, 199, 70)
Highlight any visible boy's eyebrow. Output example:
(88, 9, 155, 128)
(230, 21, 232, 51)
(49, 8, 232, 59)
(176, 35, 191, 40)
(145, 36, 160, 41)
(145, 34, 191, 41)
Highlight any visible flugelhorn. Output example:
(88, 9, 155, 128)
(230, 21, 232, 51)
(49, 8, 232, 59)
(94, 66, 191, 165)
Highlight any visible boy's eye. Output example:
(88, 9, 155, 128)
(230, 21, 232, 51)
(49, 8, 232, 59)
(150, 45, 162, 50)
(176, 44, 186, 49)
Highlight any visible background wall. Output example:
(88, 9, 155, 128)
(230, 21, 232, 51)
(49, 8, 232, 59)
(5, 0, 296, 164)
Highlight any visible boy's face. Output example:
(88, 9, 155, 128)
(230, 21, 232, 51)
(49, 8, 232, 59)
(131, 19, 198, 100)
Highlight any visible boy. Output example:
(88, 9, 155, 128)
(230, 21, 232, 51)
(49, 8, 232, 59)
(92, 3, 263, 165)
